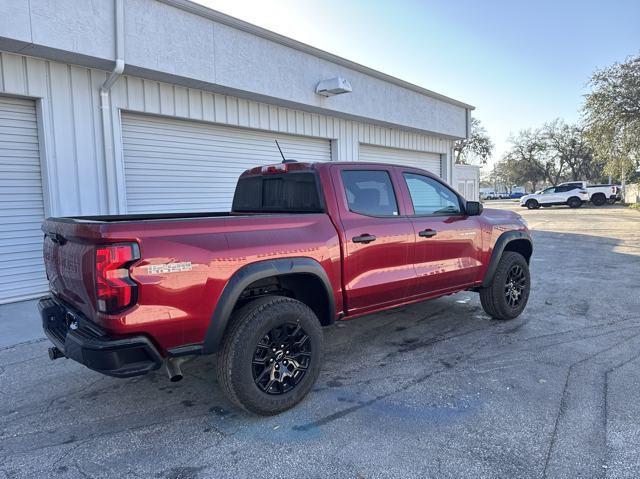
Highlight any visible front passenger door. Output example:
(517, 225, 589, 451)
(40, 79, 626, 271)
(399, 171, 483, 296)
(539, 187, 558, 204)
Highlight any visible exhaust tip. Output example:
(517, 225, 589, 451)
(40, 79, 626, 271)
(165, 357, 184, 382)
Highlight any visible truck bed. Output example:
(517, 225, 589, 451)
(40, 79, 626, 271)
(41, 211, 342, 349)
(47, 210, 317, 224)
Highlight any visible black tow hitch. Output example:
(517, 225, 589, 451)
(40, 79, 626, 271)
(48, 347, 65, 360)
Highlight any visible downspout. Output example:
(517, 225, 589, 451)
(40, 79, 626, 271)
(100, 0, 125, 213)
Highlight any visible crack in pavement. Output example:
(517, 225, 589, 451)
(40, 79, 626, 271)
(542, 330, 640, 478)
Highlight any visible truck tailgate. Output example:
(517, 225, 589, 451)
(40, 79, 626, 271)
(42, 219, 104, 319)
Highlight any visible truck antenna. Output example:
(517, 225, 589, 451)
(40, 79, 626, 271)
(275, 140, 287, 163)
(275, 140, 297, 163)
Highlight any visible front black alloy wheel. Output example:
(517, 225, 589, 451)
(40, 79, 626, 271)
(504, 264, 526, 308)
(215, 296, 324, 415)
(252, 322, 312, 395)
(480, 251, 531, 320)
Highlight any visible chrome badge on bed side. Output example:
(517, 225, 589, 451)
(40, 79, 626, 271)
(147, 262, 193, 275)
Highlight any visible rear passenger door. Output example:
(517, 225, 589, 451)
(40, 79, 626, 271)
(552, 185, 577, 202)
(397, 170, 483, 296)
(331, 166, 416, 314)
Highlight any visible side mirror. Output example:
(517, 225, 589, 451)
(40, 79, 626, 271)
(466, 201, 483, 216)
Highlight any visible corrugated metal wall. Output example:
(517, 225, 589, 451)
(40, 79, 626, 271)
(0, 52, 109, 217)
(121, 112, 331, 212)
(359, 144, 442, 177)
(0, 50, 454, 218)
(0, 96, 48, 303)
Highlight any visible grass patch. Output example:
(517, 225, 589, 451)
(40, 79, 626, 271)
(628, 203, 640, 210)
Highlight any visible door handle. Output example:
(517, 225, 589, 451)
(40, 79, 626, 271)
(352, 234, 377, 244)
(418, 228, 437, 238)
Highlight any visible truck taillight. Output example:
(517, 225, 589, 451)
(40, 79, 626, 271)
(95, 243, 140, 314)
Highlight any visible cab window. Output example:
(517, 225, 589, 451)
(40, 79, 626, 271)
(341, 170, 399, 217)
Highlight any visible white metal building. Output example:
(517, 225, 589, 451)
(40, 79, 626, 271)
(453, 164, 481, 202)
(0, 0, 474, 304)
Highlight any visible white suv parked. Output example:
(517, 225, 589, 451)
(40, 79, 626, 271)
(520, 185, 589, 209)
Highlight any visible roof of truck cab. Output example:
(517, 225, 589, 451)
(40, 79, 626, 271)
(240, 161, 440, 177)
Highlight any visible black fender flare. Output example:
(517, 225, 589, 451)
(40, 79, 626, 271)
(481, 231, 533, 288)
(202, 257, 335, 354)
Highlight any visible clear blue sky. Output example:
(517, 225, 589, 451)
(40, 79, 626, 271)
(198, 0, 640, 166)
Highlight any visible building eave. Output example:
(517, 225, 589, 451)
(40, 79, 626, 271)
(157, 0, 475, 111)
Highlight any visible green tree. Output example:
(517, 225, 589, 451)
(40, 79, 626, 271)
(488, 155, 545, 193)
(504, 128, 561, 184)
(454, 117, 494, 165)
(542, 119, 603, 182)
(583, 54, 640, 180)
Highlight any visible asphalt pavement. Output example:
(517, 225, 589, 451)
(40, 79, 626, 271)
(1, 201, 639, 478)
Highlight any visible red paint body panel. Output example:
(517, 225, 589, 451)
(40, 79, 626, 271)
(42, 162, 528, 355)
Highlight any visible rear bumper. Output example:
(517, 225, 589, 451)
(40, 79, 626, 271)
(39, 297, 163, 378)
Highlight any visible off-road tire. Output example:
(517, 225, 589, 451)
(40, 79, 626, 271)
(526, 199, 540, 210)
(480, 251, 530, 320)
(215, 296, 324, 415)
(567, 196, 582, 208)
(591, 193, 606, 206)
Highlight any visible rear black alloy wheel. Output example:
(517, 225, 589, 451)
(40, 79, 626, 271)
(480, 251, 530, 320)
(567, 197, 582, 208)
(591, 194, 606, 206)
(504, 264, 526, 308)
(215, 296, 324, 415)
(252, 322, 311, 395)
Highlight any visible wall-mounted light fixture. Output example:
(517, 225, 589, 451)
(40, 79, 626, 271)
(315, 77, 352, 97)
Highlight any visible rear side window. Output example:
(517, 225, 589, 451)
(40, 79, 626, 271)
(232, 172, 323, 212)
(403, 173, 461, 215)
(341, 170, 399, 216)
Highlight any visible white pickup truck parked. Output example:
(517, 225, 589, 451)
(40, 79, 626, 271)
(557, 181, 621, 206)
(520, 184, 589, 209)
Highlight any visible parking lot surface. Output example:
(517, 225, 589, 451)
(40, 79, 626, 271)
(1, 202, 639, 478)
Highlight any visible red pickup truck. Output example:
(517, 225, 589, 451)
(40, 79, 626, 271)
(40, 161, 532, 414)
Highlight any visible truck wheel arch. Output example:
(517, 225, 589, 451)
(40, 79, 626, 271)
(481, 231, 533, 288)
(202, 258, 336, 354)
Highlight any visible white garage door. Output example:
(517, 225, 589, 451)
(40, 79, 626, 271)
(122, 114, 332, 213)
(0, 97, 47, 304)
(359, 144, 442, 177)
